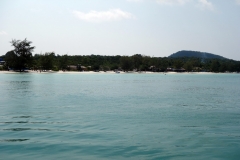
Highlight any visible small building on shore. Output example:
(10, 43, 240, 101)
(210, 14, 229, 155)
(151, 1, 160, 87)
(67, 65, 78, 71)
(0, 58, 5, 70)
(66, 65, 91, 71)
(167, 67, 186, 72)
(0, 61, 5, 66)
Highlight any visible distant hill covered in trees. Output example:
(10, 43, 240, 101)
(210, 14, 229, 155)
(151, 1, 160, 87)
(169, 51, 227, 60)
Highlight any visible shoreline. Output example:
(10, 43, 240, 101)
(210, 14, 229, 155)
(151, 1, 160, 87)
(0, 70, 239, 74)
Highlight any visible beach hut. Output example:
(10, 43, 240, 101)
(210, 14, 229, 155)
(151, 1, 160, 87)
(67, 65, 77, 71)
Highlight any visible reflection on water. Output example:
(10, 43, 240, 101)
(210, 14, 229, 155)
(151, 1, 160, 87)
(0, 73, 240, 159)
(1, 121, 29, 124)
(1, 139, 29, 142)
(13, 116, 32, 118)
(3, 128, 31, 131)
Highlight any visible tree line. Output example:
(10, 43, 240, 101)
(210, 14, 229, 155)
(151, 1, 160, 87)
(1, 39, 240, 72)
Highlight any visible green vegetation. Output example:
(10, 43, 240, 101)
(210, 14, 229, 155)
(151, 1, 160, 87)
(1, 39, 240, 73)
(4, 39, 35, 71)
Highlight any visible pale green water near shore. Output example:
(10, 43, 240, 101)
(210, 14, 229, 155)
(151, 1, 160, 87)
(0, 73, 240, 159)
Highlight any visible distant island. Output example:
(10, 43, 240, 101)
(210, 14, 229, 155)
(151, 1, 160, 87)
(169, 50, 227, 60)
(0, 39, 240, 73)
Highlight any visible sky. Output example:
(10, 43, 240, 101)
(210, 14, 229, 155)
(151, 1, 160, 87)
(0, 0, 240, 60)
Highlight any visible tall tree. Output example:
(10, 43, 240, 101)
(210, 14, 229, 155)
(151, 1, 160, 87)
(5, 38, 35, 71)
(40, 52, 55, 70)
(211, 60, 220, 72)
(132, 54, 142, 70)
(174, 59, 183, 69)
(120, 56, 132, 71)
(58, 54, 68, 70)
(183, 61, 193, 72)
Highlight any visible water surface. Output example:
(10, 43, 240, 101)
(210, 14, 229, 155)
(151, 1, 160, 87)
(0, 73, 240, 159)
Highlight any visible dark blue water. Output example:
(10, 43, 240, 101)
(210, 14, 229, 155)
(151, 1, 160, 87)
(0, 73, 240, 159)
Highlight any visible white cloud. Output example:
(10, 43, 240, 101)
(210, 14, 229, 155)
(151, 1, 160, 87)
(128, 0, 216, 10)
(236, 0, 240, 5)
(197, 0, 214, 10)
(156, 0, 190, 5)
(0, 31, 7, 35)
(72, 9, 135, 23)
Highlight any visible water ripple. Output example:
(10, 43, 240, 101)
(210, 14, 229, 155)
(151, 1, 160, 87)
(1, 139, 29, 142)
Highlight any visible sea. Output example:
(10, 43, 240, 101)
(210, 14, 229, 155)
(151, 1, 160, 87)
(0, 72, 240, 160)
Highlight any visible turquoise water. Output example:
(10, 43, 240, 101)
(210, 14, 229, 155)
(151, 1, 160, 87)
(0, 73, 240, 159)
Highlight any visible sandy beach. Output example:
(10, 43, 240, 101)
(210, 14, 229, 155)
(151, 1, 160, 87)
(0, 70, 237, 74)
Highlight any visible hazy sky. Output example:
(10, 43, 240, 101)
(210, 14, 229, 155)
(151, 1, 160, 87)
(0, 0, 240, 60)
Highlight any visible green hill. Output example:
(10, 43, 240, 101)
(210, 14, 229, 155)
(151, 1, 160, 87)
(169, 50, 227, 60)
